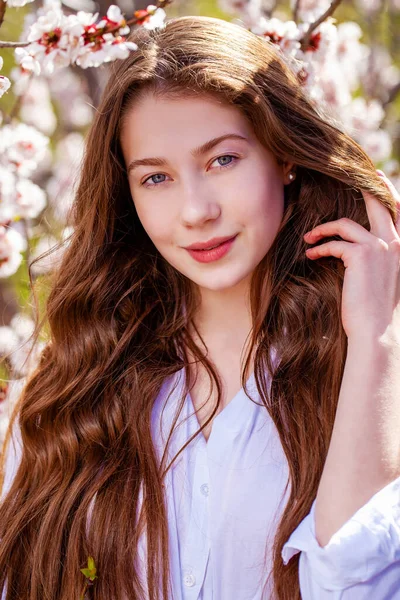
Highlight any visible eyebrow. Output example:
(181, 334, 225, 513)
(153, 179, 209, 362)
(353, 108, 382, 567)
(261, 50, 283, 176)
(127, 133, 249, 175)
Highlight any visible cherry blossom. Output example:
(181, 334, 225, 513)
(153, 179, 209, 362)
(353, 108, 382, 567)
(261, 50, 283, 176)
(9, 312, 35, 340)
(13, 47, 41, 82)
(0, 326, 19, 356)
(0, 312, 44, 377)
(29, 233, 63, 275)
(0, 75, 11, 98)
(46, 132, 85, 223)
(48, 69, 93, 128)
(251, 17, 301, 58)
(0, 0, 399, 445)
(227, 2, 399, 165)
(340, 97, 394, 165)
(0, 123, 49, 177)
(0, 167, 17, 226)
(0, 378, 26, 445)
(335, 22, 368, 92)
(98, 4, 130, 34)
(0, 56, 11, 99)
(290, 0, 331, 22)
(218, 0, 275, 24)
(75, 35, 138, 69)
(13, 3, 146, 76)
(360, 45, 400, 104)
(25, 5, 75, 74)
(5, 0, 35, 6)
(15, 179, 47, 220)
(0, 225, 27, 279)
(355, 0, 381, 13)
(19, 78, 57, 135)
(134, 4, 167, 30)
(10, 64, 35, 97)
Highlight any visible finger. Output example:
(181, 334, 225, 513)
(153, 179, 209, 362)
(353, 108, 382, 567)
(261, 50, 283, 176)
(304, 218, 372, 245)
(305, 240, 353, 265)
(362, 187, 398, 243)
(377, 171, 400, 201)
(377, 171, 400, 231)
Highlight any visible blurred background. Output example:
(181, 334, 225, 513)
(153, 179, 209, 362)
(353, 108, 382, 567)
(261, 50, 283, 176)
(0, 0, 399, 442)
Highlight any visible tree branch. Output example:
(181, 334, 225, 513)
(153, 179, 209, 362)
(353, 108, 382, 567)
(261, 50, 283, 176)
(262, 0, 278, 19)
(0, 0, 173, 48)
(300, 0, 342, 51)
(293, 0, 301, 22)
(0, 40, 30, 48)
(383, 81, 400, 109)
(0, 0, 6, 31)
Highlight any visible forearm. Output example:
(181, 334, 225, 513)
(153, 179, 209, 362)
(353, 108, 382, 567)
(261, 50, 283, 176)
(314, 331, 400, 547)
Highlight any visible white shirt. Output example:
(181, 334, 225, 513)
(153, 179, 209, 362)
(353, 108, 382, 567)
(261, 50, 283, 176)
(2, 367, 400, 599)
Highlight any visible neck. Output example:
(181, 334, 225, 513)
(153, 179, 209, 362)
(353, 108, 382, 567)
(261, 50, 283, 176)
(193, 275, 253, 358)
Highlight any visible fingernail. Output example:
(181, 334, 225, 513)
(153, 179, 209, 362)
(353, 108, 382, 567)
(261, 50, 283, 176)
(376, 169, 385, 177)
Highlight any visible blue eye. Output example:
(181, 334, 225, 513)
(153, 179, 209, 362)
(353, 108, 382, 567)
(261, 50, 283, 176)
(215, 155, 236, 167)
(142, 173, 167, 187)
(141, 154, 239, 188)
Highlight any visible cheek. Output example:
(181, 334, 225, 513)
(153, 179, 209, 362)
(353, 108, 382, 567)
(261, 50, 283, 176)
(234, 176, 284, 231)
(133, 200, 173, 245)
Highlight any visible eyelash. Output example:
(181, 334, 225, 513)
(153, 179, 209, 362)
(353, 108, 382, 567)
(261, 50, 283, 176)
(140, 154, 240, 188)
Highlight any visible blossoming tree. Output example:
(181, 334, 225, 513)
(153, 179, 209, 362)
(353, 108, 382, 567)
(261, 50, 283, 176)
(0, 0, 399, 443)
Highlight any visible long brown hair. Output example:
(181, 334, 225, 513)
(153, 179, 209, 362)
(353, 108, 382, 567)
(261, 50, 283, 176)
(0, 15, 396, 600)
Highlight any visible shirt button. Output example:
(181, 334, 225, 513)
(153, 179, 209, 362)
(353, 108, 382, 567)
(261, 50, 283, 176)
(200, 483, 209, 497)
(183, 572, 196, 587)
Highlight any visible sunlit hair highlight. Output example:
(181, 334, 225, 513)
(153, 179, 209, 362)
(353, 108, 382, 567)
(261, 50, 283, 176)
(0, 15, 396, 600)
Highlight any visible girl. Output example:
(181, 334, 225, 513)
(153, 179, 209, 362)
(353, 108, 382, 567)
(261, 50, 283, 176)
(1, 14, 400, 600)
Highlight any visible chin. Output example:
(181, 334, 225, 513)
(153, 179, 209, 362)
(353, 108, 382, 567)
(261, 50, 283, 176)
(194, 271, 252, 292)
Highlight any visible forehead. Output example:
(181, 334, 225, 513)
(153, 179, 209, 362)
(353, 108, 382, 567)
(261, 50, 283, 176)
(119, 92, 254, 155)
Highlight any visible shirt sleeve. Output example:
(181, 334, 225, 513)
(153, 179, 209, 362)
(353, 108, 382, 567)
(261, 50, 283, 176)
(1, 414, 22, 502)
(281, 475, 400, 599)
(1, 415, 23, 600)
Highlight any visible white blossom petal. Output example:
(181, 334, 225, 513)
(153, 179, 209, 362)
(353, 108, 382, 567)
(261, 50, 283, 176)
(0, 226, 27, 279)
(0, 77, 11, 98)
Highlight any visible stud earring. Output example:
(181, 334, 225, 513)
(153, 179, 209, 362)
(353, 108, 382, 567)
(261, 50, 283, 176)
(288, 172, 296, 182)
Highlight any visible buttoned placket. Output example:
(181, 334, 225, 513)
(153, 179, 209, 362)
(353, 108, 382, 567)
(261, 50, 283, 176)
(177, 370, 261, 599)
(179, 433, 211, 600)
(156, 368, 265, 600)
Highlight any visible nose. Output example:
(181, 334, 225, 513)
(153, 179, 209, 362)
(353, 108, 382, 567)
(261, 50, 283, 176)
(180, 180, 221, 227)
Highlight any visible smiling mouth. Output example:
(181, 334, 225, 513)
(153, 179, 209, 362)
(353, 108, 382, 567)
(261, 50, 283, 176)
(202, 241, 227, 250)
(184, 235, 238, 251)
(184, 235, 238, 263)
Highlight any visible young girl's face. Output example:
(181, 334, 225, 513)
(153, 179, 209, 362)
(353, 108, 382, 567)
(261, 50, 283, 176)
(120, 92, 291, 292)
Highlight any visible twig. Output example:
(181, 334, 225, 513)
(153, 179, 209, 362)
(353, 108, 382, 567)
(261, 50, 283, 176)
(299, 0, 342, 51)
(262, 0, 278, 19)
(0, 0, 6, 31)
(0, 40, 30, 48)
(21, 219, 32, 279)
(80, 581, 88, 600)
(107, 0, 173, 34)
(293, 0, 301, 22)
(80, 556, 98, 600)
(3, 73, 33, 125)
(383, 81, 400, 109)
(0, 0, 173, 48)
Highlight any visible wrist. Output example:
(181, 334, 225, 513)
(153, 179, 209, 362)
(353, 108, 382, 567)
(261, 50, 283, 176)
(346, 331, 400, 366)
(347, 323, 400, 350)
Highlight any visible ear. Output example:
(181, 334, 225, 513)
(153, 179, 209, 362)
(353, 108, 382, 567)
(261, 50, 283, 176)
(282, 161, 296, 185)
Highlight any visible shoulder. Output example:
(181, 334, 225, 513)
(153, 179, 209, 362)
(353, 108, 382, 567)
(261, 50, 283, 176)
(0, 379, 25, 501)
(1, 412, 22, 501)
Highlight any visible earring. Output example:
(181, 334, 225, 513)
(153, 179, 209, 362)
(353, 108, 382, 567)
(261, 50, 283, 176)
(288, 172, 296, 182)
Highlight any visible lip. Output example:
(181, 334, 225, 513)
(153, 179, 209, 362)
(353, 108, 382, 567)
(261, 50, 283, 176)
(184, 234, 238, 263)
(184, 235, 237, 251)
